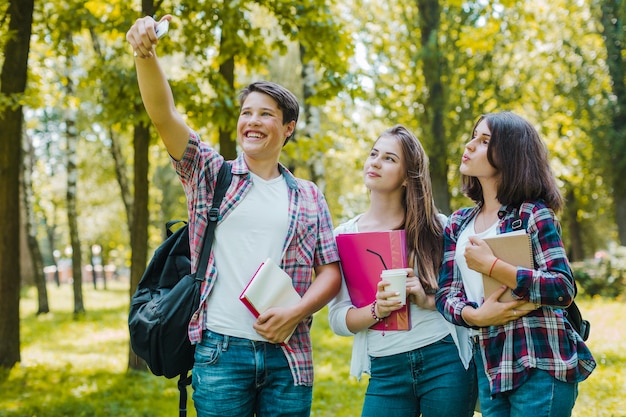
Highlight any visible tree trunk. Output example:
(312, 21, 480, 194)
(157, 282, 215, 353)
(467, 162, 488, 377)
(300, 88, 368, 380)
(109, 128, 133, 223)
(0, 0, 34, 369)
(66, 114, 85, 315)
(415, 0, 451, 214)
(128, 122, 151, 372)
(564, 186, 584, 262)
(218, 55, 236, 159)
(600, 0, 626, 245)
(23, 132, 49, 313)
(299, 43, 326, 193)
(129, 122, 150, 296)
(614, 186, 626, 245)
(63, 32, 85, 316)
(20, 184, 35, 286)
(46, 209, 61, 287)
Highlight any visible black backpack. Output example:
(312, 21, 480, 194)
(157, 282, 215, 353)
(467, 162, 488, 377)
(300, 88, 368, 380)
(128, 162, 232, 416)
(564, 293, 590, 341)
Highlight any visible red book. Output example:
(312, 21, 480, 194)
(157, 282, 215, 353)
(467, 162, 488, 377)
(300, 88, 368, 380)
(335, 230, 410, 331)
(239, 258, 302, 343)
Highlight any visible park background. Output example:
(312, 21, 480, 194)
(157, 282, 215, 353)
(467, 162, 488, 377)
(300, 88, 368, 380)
(1, 0, 625, 415)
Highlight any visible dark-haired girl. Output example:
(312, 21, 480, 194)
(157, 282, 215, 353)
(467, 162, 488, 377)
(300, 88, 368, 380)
(436, 112, 596, 417)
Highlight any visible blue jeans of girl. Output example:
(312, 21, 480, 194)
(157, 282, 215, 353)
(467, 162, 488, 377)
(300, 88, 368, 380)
(474, 343, 578, 417)
(362, 334, 477, 417)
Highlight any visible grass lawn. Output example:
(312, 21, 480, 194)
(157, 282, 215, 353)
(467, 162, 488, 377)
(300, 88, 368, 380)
(0, 280, 624, 416)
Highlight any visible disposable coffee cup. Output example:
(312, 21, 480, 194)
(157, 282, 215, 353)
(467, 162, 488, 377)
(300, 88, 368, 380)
(380, 269, 408, 305)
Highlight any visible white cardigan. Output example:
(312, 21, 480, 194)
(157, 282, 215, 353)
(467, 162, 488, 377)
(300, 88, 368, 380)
(328, 214, 473, 380)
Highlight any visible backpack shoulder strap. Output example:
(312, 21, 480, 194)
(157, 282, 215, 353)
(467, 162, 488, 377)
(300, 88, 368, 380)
(512, 201, 588, 312)
(195, 162, 232, 279)
(511, 203, 578, 295)
(176, 162, 232, 417)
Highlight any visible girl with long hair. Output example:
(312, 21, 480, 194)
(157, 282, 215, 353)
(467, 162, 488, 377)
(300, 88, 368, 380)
(329, 125, 476, 417)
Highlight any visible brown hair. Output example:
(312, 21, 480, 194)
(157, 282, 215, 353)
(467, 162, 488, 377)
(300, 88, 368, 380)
(378, 125, 443, 291)
(462, 112, 564, 212)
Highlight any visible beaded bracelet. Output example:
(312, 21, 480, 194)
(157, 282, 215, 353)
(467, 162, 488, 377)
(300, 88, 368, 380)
(371, 300, 384, 322)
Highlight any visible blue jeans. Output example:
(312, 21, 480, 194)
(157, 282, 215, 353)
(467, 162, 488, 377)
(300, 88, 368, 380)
(362, 334, 477, 417)
(192, 330, 312, 417)
(474, 343, 578, 417)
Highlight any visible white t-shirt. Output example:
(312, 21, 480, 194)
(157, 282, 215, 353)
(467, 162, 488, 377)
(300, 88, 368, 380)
(205, 172, 289, 340)
(454, 217, 499, 306)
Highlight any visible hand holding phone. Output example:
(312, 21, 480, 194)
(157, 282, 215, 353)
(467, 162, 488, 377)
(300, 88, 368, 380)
(155, 20, 169, 39)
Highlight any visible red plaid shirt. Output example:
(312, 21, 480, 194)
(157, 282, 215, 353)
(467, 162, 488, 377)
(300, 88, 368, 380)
(173, 131, 339, 386)
(436, 201, 596, 395)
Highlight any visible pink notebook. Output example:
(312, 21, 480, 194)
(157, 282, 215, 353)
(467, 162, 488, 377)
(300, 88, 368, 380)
(336, 230, 410, 331)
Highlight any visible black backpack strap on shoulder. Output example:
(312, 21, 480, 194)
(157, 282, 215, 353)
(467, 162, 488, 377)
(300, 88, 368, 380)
(195, 161, 232, 280)
(177, 161, 232, 417)
(511, 203, 590, 341)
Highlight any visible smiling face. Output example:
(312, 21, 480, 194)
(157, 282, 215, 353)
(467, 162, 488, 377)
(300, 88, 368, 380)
(363, 134, 407, 193)
(237, 91, 295, 164)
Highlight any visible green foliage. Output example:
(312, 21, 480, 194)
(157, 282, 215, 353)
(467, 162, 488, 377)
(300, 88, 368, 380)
(2, 282, 625, 416)
(572, 244, 626, 298)
(19, 0, 625, 276)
